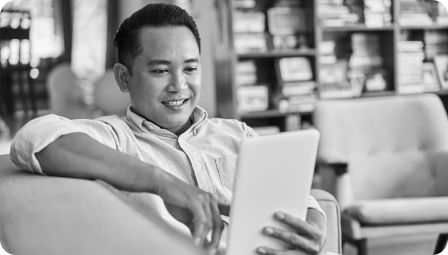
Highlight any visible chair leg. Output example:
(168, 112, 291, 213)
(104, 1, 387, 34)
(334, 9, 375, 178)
(357, 239, 368, 255)
(434, 233, 448, 254)
(343, 234, 368, 255)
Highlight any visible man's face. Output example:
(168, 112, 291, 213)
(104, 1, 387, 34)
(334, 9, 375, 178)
(127, 26, 201, 133)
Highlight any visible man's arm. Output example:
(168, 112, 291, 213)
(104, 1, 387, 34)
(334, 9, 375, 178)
(34, 133, 223, 251)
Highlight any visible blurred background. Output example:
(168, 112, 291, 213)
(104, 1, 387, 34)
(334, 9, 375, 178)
(2, 1, 448, 254)
(0, 0, 220, 136)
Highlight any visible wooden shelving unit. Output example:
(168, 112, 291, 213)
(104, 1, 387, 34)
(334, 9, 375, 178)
(214, 0, 448, 132)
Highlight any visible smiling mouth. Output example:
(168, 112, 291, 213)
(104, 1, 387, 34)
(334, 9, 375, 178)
(162, 98, 189, 108)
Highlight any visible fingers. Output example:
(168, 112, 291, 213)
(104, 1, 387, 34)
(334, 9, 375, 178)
(190, 197, 209, 246)
(208, 194, 224, 250)
(261, 226, 321, 255)
(256, 246, 287, 255)
(190, 192, 223, 250)
(274, 212, 322, 242)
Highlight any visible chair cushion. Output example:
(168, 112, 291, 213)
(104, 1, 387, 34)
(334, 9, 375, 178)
(345, 197, 448, 225)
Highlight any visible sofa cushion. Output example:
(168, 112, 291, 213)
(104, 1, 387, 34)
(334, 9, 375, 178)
(345, 197, 448, 225)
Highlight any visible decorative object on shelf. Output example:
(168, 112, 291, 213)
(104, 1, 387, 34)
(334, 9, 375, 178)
(434, 55, 448, 89)
(421, 62, 441, 92)
(364, 69, 388, 92)
(276, 57, 312, 82)
(237, 85, 269, 113)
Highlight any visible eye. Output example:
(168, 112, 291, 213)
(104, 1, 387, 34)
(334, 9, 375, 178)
(150, 68, 168, 75)
(184, 66, 198, 74)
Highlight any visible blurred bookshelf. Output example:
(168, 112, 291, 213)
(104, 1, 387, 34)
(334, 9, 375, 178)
(0, 9, 36, 117)
(214, 0, 448, 133)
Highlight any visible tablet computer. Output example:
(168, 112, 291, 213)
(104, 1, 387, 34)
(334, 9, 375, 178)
(227, 129, 320, 255)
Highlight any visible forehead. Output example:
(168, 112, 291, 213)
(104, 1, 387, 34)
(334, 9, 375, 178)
(136, 26, 199, 58)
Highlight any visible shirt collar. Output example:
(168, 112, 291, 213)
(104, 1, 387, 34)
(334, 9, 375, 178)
(125, 105, 208, 135)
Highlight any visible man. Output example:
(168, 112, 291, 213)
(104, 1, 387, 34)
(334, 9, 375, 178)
(10, 3, 326, 255)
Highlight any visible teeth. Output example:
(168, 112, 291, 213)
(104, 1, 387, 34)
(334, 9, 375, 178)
(164, 99, 186, 107)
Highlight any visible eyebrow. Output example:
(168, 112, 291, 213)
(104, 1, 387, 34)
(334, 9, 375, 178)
(147, 58, 200, 66)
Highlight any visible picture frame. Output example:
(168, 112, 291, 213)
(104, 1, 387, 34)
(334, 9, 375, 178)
(434, 55, 448, 90)
(421, 62, 441, 92)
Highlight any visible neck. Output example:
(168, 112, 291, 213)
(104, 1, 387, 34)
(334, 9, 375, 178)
(172, 118, 193, 136)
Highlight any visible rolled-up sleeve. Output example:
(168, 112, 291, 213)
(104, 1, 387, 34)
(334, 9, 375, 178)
(10, 114, 120, 174)
(308, 195, 326, 220)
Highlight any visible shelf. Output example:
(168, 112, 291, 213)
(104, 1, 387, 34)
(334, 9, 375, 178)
(0, 64, 31, 71)
(239, 109, 313, 119)
(399, 24, 448, 30)
(322, 25, 395, 32)
(360, 91, 396, 98)
(0, 27, 30, 40)
(237, 49, 316, 59)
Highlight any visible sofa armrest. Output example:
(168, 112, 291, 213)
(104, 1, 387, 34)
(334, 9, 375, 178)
(311, 189, 342, 255)
(0, 155, 204, 255)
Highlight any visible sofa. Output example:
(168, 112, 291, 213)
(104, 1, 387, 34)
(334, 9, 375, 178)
(0, 154, 341, 254)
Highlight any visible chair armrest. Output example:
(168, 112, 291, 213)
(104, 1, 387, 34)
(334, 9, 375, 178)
(316, 160, 353, 210)
(316, 160, 348, 176)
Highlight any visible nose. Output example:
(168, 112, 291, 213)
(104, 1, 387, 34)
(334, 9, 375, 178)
(168, 71, 188, 92)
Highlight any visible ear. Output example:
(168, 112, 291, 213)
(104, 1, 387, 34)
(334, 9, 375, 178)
(113, 63, 130, 92)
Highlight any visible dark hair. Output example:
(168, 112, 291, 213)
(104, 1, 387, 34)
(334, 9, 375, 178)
(113, 3, 201, 73)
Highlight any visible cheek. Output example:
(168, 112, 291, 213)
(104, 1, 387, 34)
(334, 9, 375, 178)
(188, 75, 201, 92)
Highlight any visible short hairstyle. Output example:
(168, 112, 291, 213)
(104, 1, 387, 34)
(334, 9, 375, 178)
(113, 3, 201, 73)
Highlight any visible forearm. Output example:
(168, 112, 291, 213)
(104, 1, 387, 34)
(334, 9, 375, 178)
(36, 133, 171, 194)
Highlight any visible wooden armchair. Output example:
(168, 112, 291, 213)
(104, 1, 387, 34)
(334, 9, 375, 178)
(313, 94, 448, 255)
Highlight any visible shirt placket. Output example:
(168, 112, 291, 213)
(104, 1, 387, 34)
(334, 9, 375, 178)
(178, 138, 216, 194)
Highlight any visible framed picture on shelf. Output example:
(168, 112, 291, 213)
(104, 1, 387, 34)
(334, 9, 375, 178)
(434, 55, 448, 90)
(421, 62, 440, 92)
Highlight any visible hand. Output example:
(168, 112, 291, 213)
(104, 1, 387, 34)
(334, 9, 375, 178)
(155, 174, 224, 252)
(256, 211, 326, 255)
